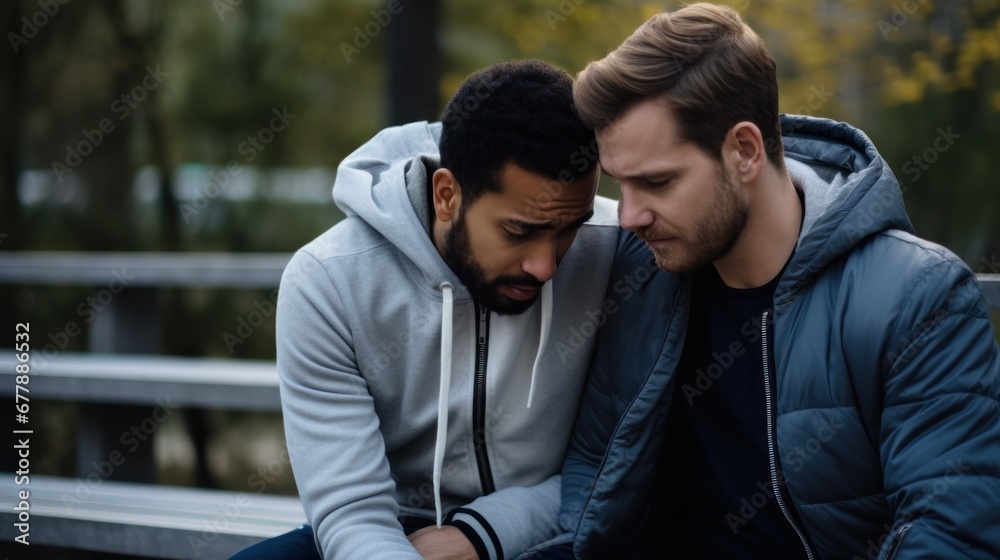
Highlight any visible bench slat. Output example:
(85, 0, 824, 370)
(0, 251, 290, 288)
(0, 352, 281, 410)
(0, 474, 305, 559)
(980, 273, 1000, 312)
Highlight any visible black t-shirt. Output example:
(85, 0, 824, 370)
(660, 261, 808, 559)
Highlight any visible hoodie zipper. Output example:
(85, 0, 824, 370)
(762, 310, 815, 560)
(473, 302, 496, 495)
(885, 524, 910, 560)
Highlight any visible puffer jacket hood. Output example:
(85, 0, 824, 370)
(780, 114, 913, 297)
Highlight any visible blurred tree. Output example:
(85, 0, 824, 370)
(0, 2, 24, 251)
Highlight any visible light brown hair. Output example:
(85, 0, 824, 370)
(574, 3, 784, 168)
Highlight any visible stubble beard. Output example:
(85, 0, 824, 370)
(442, 209, 541, 315)
(639, 175, 749, 274)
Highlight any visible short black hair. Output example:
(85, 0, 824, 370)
(439, 59, 597, 205)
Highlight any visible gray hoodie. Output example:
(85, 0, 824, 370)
(276, 121, 620, 559)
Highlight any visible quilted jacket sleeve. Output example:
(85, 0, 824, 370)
(878, 254, 1000, 559)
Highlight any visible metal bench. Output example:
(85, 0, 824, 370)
(0, 251, 290, 479)
(982, 273, 1000, 312)
(0, 474, 305, 559)
(0, 351, 300, 558)
(0, 351, 280, 411)
(0, 251, 297, 558)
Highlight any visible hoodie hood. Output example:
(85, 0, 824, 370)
(778, 114, 914, 302)
(332, 121, 475, 300)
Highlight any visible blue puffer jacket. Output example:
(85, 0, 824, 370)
(559, 115, 1000, 559)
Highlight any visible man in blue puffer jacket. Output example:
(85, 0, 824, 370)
(548, 3, 1000, 559)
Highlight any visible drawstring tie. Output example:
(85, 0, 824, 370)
(432, 282, 454, 527)
(526, 281, 552, 408)
(430, 280, 551, 526)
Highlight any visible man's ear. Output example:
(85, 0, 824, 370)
(723, 121, 765, 184)
(432, 168, 462, 223)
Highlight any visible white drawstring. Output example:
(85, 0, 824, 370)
(526, 281, 552, 409)
(432, 282, 454, 528)
(431, 279, 549, 527)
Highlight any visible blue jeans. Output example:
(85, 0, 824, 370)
(228, 522, 578, 559)
(229, 524, 319, 559)
(229, 516, 437, 559)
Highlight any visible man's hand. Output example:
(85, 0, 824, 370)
(408, 525, 480, 560)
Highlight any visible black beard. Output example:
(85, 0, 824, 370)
(442, 209, 542, 315)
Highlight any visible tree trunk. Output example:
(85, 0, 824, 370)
(387, 0, 442, 126)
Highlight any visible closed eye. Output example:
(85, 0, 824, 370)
(642, 177, 670, 188)
(504, 229, 532, 240)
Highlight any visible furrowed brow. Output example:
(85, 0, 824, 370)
(506, 218, 556, 231)
(507, 208, 594, 232)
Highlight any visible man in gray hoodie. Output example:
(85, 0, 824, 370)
(231, 60, 619, 560)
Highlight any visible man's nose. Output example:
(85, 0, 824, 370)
(618, 183, 655, 232)
(521, 240, 558, 283)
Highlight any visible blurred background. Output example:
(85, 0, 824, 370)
(1, 0, 999, 500)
